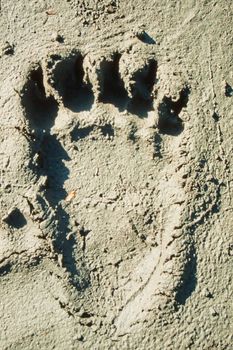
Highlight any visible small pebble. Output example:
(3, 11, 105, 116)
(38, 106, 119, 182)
(202, 288, 213, 298)
(107, 5, 115, 14)
(51, 32, 64, 43)
(228, 243, 233, 256)
(77, 334, 84, 341)
(225, 82, 233, 97)
(2, 42, 14, 55)
(210, 307, 218, 317)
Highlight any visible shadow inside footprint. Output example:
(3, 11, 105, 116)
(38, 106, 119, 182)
(128, 96, 154, 118)
(50, 53, 94, 113)
(153, 133, 163, 158)
(38, 134, 88, 289)
(39, 134, 70, 204)
(175, 244, 197, 305)
(99, 53, 129, 111)
(20, 58, 91, 290)
(127, 58, 157, 118)
(158, 86, 190, 135)
(70, 125, 94, 142)
(21, 65, 58, 131)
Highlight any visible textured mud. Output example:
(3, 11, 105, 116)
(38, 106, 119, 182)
(0, 1, 232, 349)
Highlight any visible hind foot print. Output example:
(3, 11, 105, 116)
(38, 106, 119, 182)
(7, 47, 193, 334)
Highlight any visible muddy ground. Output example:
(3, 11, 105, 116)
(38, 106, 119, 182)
(0, 0, 232, 349)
